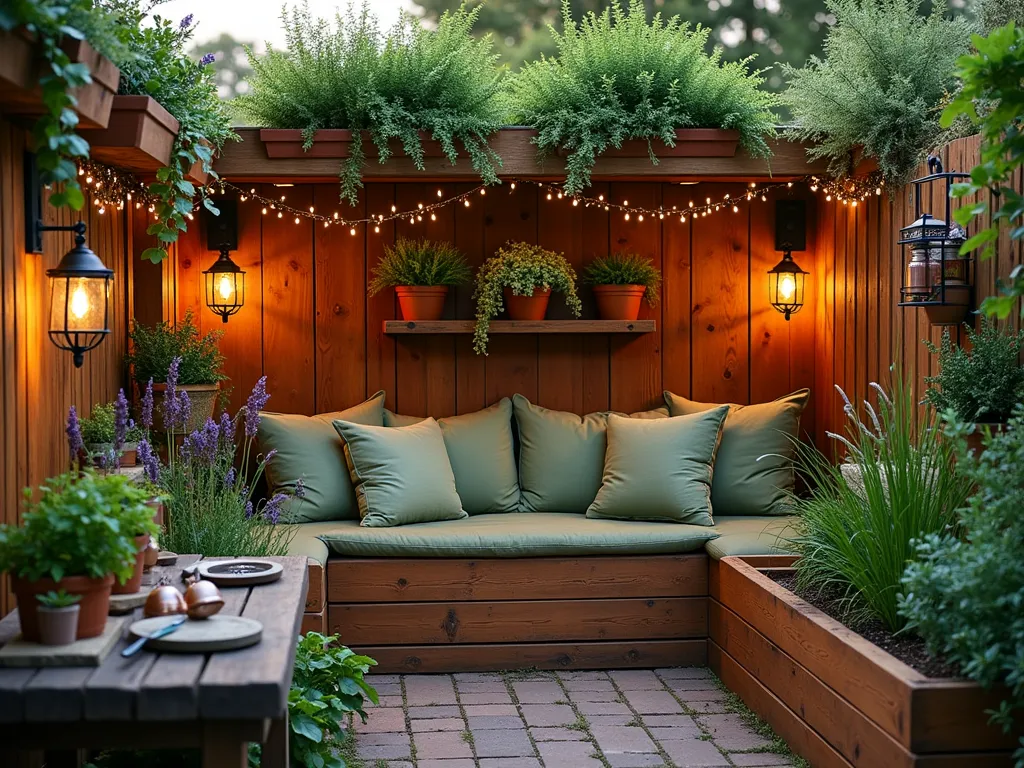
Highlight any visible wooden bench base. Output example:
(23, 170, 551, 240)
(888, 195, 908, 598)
(324, 554, 710, 672)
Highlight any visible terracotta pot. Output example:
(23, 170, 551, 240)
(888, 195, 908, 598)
(146, 498, 164, 527)
(593, 285, 647, 321)
(37, 605, 80, 646)
(80, 95, 179, 174)
(151, 381, 220, 434)
(13, 573, 113, 642)
(112, 534, 150, 595)
(120, 444, 138, 467)
(395, 286, 449, 322)
(84, 442, 137, 468)
(503, 286, 551, 321)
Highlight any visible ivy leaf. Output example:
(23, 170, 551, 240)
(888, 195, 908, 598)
(141, 247, 168, 264)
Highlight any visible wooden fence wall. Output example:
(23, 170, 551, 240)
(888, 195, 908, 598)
(813, 135, 1024, 450)
(0, 117, 132, 616)
(172, 181, 819, 441)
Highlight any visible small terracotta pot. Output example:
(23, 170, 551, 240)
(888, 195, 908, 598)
(964, 422, 1007, 457)
(593, 285, 647, 321)
(146, 498, 164, 527)
(13, 573, 113, 641)
(112, 534, 151, 595)
(395, 286, 449, 321)
(503, 286, 551, 321)
(37, 605, 80, 646)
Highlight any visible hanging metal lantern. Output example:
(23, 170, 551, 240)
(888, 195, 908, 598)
(203, 248, 245, 323)
(768, 199, 809, 321)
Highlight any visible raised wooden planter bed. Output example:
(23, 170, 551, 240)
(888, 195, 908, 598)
(0, 29, 120, 129)
(709, 556, 1016, 767)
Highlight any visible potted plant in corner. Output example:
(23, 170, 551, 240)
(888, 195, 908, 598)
(583, 252, 661, 321)
(923, 317, 1024, 454)
(80, 391, 145, 468)
(368, 238, 471, 322)
(473, 242, 582, 354)
(127, 309, 226, 433)
(35, 590, 82, 646)
(0, 471, 154, 642)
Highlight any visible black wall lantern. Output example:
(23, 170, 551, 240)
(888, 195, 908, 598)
(203, 199, 245, 323)
(25, 153, 113, 368)
(768, 199, 809, 321)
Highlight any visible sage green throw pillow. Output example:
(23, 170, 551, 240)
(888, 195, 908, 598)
(587, 409, 728, 525)
(384, 410, 426, 427)
(259, 391, 385, 523)
(664, 389, 810, 516)
(332, 417, 467, 527)
(438, 399, 520, 515)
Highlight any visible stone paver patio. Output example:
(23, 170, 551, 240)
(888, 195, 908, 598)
(352, 667, 797, 768)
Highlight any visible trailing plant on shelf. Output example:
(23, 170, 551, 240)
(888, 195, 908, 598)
(583, 253, 661, 306)
(900, 413, 1024, 766)
(782, 0, 971, 186)
(126, 309, 225, 387)
(506, 0, 778, 196)
(236, 1, 504, 206)
(473, 242, 582, 355)
(99, 1, 236, 263)
(942, 22, 1024, 318)
(789, 369, 973, 632)
(923, 318, 1024, 424)
(249, 632, 378, 768)
(0, 0, 126, 210)
(368, 238, 471, 294)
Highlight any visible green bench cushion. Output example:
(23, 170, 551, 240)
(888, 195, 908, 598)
(282, 522, 337, 566)
(310, 512, 719, 558)
(703, 515, 799, 560)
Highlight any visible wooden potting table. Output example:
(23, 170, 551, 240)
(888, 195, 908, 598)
(0, 555, 308, 768)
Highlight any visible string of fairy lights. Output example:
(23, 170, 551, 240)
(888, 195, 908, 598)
(75, 160, 885, 233)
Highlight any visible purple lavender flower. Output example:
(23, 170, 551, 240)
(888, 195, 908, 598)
(263, 449, 277, 464)
(244, 500, 254, 519)
(294, 477, 306, 499)
(177, 390, 192, 433)
(141, 378, 154, 431)
(179, 14, 194, 29)
(244, 376, 269, 438)
(162, 357, 182, 429)
(263, 493, 288, 524)
(200, 53, 215, 65)
(182, 417, 220, 464)
(138, 438, 160, 483)
(219, 410, 235, 446)
(66, 406, 84, 465)
(224, 467, 236, 488)
(114, 389, 129, 451)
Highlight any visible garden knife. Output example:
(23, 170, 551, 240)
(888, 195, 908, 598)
(121, 616, 187, 657)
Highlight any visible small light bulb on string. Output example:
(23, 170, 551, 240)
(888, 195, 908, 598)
(294, 217, 300, 224)
(546, 193, 552, 201)
(98, 206, 105, 215)
(689, 201, 694, 208)
(350, 227, 357, 236)
(464, 200, 470, 208)
(309, 206, 315, 213)
(437, 189, 443, 198)
(557, 191, 563, 199)
(418, 203, 424, 210)
(417, 215, 423, 222)
(374, 225, 380, 234)
(480, 188, 486, 196)
(598, 194, 604, 201)
(680, 215, 686, 223)
(324, 221, 329, 228)
(623, 199, 629, 206)
(572, 199, 579, 207)
(391, 205, 397, 213)
(510, 182, 516, 190)
(638, 214, 644, 222)
(277, 212, 283, 219)
(430, 213, 436, 221)
(732, 205, 739, 213)
(262, 207, 268, 215)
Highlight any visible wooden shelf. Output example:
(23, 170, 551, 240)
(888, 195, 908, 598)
(384, 320, 656, 335)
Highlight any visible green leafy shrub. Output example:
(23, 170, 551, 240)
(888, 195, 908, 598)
(473, 242, 582, 355)
(507, 0, 778, 195)
(943, 22, 1024, 318)
(80, 403, 144, 444)
(782, 0, 971, 185)
(583, 253, 661, 307)
(99, 1, 236, 263)
(924, 318, 1024, 423)
(368, 238, 471, 294)
(249, 633, 378, 768)
(790, 371, 973, 631)
(0, 471, 157, 585)
(127, 309, 225, 386)
(236, 1, 504, 205)
(900, 413, 1024, 765)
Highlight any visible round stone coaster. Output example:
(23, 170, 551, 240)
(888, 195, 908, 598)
(196, 560, 283, 586)
(128, 615, 262, 653)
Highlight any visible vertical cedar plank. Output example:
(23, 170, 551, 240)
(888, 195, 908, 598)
(483, 183, 538, 404)
(262, 184, 315, 415)
(579, 182, 611, 413)
(365, 184, 397, 403)
(176, 221, 203, 324)
(856, 199, 869, 410)
(660, 184, 692, 400)
(832, 201, 849, 450)
(453, 183, 486, 414)
(749, 189, 791, 404)
(609, 182, 662, 412)
(314, 184, 365, 413)
(789, 187, 817, 444)
(690, 183, 749, 404)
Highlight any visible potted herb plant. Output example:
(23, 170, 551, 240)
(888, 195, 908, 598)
(0, 471, 154, 641)
(583, 253, 661, 321)
(80, 394, 145, 467)
(473, 242, 582, 354)
(126, 309, 226, 433)
(368, 238, 471, 321)
(35, 590, 82, 646)
(923, 318, 1024, 453)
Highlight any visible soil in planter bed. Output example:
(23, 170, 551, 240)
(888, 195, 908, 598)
(768, 573, 962, 679)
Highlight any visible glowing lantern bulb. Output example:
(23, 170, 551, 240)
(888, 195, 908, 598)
(218, 275, 234, 301)
(70, 281, 90, 319)
(778, 274, 796, 301)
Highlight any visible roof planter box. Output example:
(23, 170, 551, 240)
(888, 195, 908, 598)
(0, 29, 120, 130)
(81, 95, 209, 184)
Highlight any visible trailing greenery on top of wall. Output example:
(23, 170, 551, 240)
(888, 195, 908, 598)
(782, 0, 971, 186)
(506, 0, 779, 195)
(235, 1, 505, 206)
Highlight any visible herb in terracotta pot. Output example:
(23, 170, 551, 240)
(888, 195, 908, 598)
(35, 590, 82, 646)
(473, 242, 582, 355)
(80, 394, 145, 468)
(583, 253, 661, 321)
(0, 471, 157, 642)
(368, 238, 471, 321)
(126, 309, 226, 433)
